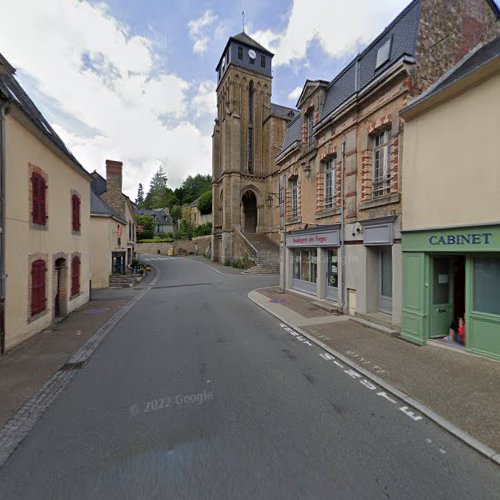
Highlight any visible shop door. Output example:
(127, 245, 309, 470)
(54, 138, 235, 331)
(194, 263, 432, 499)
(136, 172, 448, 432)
(379, 247, 393, 313)
(429, 256, 452, 338)
(326, 249, 338, 301)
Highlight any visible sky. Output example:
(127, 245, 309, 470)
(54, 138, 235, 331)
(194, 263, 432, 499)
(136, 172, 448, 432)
(0, 0, 498, 198)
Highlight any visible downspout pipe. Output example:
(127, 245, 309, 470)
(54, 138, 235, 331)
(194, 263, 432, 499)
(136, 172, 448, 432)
(0, 99, 7, 354)
(339, 141, 346, 314)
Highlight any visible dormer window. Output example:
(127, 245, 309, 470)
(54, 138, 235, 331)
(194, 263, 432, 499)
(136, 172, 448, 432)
(376, 37, 392, 69)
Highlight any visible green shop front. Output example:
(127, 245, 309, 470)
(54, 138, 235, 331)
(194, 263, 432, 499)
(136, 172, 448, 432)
(401, 225, 500, 360)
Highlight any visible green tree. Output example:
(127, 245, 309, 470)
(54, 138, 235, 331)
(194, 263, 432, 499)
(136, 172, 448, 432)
(177, 219, 194, 240)
(171, 205, 183, 222)
(176, 174, 212, 205)
(144, 166, 169, 209)
(136, 214, 155, 240)
(135, 183, 145, 207)
(197, 190, 212, 214)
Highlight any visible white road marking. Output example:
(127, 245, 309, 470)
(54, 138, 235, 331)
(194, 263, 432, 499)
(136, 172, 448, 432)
(377, 391, 397, 404)
(317, 352, 425, 424)
(399, 406, 423, 422)
(279, 324, 312, 346)
(178, 257, 225, 275)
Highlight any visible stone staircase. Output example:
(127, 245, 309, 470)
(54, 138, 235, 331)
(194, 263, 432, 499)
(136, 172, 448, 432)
(109, 273, 142, 288)
(242, 233, 280, 275)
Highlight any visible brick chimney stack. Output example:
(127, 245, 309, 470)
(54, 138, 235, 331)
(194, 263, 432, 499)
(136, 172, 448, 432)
(101, 159, 125, 216)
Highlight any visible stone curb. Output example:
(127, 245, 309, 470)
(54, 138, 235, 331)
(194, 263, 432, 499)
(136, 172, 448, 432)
(0, 266, 160, 469)
(248, 289, 500, 466)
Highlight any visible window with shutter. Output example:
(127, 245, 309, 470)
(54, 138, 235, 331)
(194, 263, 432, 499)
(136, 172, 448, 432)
(71, 256, 80, 297)
(31, 259, 46, 315)
(32, 173, 47, 225)
(72, 194, 81, 231)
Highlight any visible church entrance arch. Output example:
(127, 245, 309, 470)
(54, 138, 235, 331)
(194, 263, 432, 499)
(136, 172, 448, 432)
(242, 191, 257, 233)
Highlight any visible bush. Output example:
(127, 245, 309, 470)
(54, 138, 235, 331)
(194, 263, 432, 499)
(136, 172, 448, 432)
(193, 222, 212, 237)
(137, 238, 174, 243)
(197, 190, 212, 214)
(176, 219, 194, 240)
(131, 258, 139, 268)
(241, 254, 252, 269)
(137, 231, 154, 240)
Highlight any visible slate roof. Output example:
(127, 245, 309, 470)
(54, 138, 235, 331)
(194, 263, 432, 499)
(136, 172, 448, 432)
(231, 32, 273, 56)
(216, 31, 274, 71)
(404, 35, 500, 112)
(136, 208, 173, 225)
(319, 0, 421, 122)
(0, 52, 89, 178)
(280, 114, 302, 153)
(271, 103, 299, 121)
(90, 171, 107, 196)
(90, 189, 126, 223)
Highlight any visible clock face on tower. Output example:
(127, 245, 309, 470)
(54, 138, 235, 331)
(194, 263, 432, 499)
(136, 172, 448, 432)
(248, 49, 256, 60)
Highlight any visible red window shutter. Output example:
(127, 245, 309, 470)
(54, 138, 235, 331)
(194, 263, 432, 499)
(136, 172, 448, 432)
(32, 174, 47, 225)
(72, 195, 81, 231)
(40, 177, 46, 224)
(76, 196, 81, 230)
(32, 175, 39, 224)
(71, 256, 80, 296)
(31, 259, 46, 315)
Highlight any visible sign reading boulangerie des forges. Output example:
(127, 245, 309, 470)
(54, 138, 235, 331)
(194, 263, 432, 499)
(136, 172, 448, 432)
(286, 229, 340, 248)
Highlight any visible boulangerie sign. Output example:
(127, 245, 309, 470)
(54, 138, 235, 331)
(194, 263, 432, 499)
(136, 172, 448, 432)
(286, 229, 340, 248)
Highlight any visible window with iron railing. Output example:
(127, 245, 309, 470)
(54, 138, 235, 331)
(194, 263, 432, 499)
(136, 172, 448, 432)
(324, 158, 336, 209)
(373, 130, 391, 198)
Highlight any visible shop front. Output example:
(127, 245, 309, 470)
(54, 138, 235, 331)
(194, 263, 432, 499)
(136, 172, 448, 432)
(285, 225, 341, 302)
(402, 225, 500, 361)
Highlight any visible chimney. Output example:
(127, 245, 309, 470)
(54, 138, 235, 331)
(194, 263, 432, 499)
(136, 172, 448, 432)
(101, 159, 125, 216)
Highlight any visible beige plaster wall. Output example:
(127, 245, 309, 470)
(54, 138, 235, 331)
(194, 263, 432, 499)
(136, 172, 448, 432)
(90, 215, 129, 289)
(403, 72, 500, 230)
(5, 115, 90, 349)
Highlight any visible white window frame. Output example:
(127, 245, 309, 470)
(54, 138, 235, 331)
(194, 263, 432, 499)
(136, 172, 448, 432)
(373, 129, 391, 198)
(324, 158, 336, 209)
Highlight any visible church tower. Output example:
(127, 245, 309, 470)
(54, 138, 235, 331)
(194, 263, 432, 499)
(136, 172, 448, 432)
(212, 32, 275, 262)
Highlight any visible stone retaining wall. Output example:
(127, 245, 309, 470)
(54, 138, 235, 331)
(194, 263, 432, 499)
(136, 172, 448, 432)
(136, 235, 211, 257)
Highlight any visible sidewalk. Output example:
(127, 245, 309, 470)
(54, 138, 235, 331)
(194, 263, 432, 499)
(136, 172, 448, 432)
(0, 270, 155, 430)
(250, 286, 500, 458)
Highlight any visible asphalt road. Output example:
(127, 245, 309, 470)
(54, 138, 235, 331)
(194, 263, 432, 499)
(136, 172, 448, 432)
(1, 256, 499, 499)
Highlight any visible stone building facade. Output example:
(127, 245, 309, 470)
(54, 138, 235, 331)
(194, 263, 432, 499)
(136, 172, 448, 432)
(212, 0, 499, 328)
(400, 36, 500, 360)
(276, 0, 498, 328)
(211, 32, 296, 264)
(90, 161, 136, 287)
(0, 52, 91, 351)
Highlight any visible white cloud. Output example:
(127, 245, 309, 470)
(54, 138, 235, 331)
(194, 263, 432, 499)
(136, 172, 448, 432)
(0, 0, 212, 196)
(251, 0, 409, 67)
(188, 10, 217, 55)
(191, 80, 217, 119)
(287, 86, 302, 102)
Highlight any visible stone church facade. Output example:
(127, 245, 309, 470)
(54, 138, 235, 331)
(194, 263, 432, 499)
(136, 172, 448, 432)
(211, 32, 296, 264)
